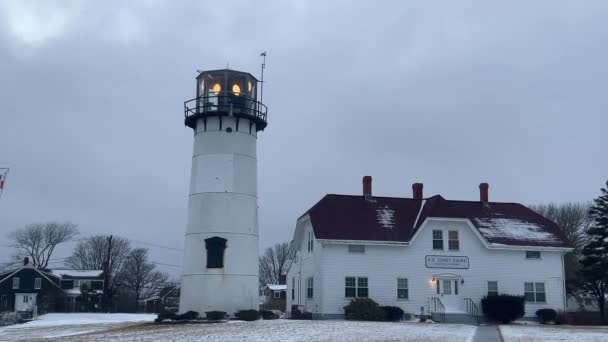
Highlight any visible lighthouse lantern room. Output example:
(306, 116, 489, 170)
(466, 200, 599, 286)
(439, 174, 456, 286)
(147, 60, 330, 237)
(180, 69, 268, 316)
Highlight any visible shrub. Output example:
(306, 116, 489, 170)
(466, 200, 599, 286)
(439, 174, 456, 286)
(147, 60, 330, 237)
(343, 298, 386, 321)
(481, 295, 525, 324)
(0, 312, 22, 326)
(177, 311, 199, 320)
(155, 310, 177, 322)
(290, 307, 302, 319)
(235, 310, 260, 321)
(536, 309, 557, 324)
(302, 312, 313, 320)
(260, 310, 279, 320)
(382, 306, 404, 321)
(205, 311, 226, 320)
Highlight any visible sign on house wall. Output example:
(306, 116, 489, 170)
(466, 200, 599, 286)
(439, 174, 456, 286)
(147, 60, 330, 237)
(425, 255, 469, 269)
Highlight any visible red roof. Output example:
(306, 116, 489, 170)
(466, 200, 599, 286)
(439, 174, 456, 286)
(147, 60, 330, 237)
(305, 194, 572, 248)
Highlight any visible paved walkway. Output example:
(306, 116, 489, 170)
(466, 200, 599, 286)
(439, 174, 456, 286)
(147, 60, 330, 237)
(473, 325, 501, 342)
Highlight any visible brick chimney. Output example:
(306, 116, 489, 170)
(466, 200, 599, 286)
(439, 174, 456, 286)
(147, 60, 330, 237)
(363, 176, 372, 198)
(479, 183, 489, 203)
(412, 183, 423, 199)
(23, 257, 29, 266)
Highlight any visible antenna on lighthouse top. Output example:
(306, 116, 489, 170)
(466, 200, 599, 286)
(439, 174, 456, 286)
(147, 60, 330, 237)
(260, 51, 267, 104)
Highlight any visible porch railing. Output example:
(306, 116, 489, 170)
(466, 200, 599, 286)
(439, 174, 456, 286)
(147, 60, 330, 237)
(429, 297, 445, 323)
(463, 298, 480, 325)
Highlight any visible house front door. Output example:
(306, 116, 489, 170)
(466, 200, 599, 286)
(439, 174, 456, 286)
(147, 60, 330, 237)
(14, 293, 37, 312)
(436, 278, 461, 313)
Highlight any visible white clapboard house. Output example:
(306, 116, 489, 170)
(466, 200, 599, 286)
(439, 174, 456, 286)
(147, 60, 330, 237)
(286, 177, 572, 322)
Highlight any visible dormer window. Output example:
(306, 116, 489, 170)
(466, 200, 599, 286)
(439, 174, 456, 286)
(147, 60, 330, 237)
(448, 230, 459, 251)
(307, 231, 314, 252)
(12, 278, 20, 289)
(432, 230, 443, 250)
(205, 237, 227, 268)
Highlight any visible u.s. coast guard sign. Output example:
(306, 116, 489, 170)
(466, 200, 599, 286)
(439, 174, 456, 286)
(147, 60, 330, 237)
(425, 255, 469, 269)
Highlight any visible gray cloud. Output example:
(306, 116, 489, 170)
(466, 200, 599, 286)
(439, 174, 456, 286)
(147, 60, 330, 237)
(1, 0, 607, 276)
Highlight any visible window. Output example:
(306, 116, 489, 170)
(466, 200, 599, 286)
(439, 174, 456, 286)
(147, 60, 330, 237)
(432, 230, 443, 250)
(525, 251, 541, 259)
(348, 245, 365, 253)
(442, 279, 452, 294)
(307, 277, 313, 299)
(524, 282, 546, 302)
(585, 298, 592, 306)
(357, 277, 369, 297)
(274, 291, 281, 299)
(291, 277, 295, 300)
(205, 236, 227, 268)
(307, 231, 314, 252)
(23, 296, 29, 303)
(487, 281, 498, 296)
(34, 278, 41, 290)
(12, 278, 19, 289)
(345, 277, 356, 297)
(448, 230, 459, 251)
(345, 276, 369, 298)
(454, 280, 459, 295)
(259, 289, 263, 296)
(397, 278, 408, 299)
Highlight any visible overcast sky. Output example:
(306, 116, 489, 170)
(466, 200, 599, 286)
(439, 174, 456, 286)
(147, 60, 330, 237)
(1, 1, 607, 277)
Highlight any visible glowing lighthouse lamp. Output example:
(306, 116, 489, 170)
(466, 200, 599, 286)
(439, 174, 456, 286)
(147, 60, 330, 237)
(179, 69, 268, 316)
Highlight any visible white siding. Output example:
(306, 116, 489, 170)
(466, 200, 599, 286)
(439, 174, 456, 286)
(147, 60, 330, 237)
(316, 218, 566, 318)
(286, 217, 323, 316)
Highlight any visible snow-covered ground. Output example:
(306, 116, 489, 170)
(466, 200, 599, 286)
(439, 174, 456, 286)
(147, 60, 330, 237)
(500, 324, 608, 342)
(0, 313, 156, 341)
(0, 316, 476, 342)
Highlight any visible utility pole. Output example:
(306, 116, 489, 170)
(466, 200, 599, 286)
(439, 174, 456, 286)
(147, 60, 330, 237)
(102, 235, 113, 312)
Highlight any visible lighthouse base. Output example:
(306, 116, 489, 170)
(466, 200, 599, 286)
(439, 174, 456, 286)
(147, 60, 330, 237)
(179, 274, 259, 317)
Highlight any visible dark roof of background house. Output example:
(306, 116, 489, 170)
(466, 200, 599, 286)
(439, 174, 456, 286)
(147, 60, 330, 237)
(304, 194, 572, 248)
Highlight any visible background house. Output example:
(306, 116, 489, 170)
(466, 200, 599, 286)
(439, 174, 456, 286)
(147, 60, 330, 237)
(50, 270, 104, 313)
(0, 259, 63, 318)
(260, 284, 286, 312)
(0, 258, 104, 316)
(142, 285, 180, 313)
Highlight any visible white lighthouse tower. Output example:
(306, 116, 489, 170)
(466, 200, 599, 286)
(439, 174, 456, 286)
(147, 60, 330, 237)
(179, 69, 268, 316)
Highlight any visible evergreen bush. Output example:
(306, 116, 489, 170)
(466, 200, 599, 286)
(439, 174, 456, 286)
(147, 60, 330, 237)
(205, 311, 226, 320)
(177, 311, 199, 320)
(260, 310, 279, 320)
(381, 306, 405, 321)
(343, 298, 386, 321)
(481, 295, 525, 323)
(536, 309, 557, 324)
(235, 309, 260, 321)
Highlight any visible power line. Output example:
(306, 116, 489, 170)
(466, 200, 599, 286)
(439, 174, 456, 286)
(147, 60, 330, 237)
(121, 237, 183, 252)
(150, 261, 182, 268)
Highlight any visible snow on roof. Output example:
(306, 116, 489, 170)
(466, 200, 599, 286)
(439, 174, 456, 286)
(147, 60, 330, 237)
(376, 205, 395, 230)
(50, 270, 103, 278)
(473, 218, 562, 243)
(267, 284, 286, 291)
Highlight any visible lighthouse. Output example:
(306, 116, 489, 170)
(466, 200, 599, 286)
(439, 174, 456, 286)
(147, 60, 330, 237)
(179, 69, 268, 316)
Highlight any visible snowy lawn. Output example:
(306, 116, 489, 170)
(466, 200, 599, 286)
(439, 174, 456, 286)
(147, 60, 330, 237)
(0, 313, 156, 341)
(500, 324, 608, 342)
(53, 319, 477, 342)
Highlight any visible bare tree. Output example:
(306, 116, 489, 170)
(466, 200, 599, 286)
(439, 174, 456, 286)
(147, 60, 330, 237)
(530, 202, 592, 295)
(530, 202, 592, 250)
(122, 248, 169, 307)
(65, 235, 132, 292)
(259, 242, 293, 285)
(8, 221, 79, 268)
